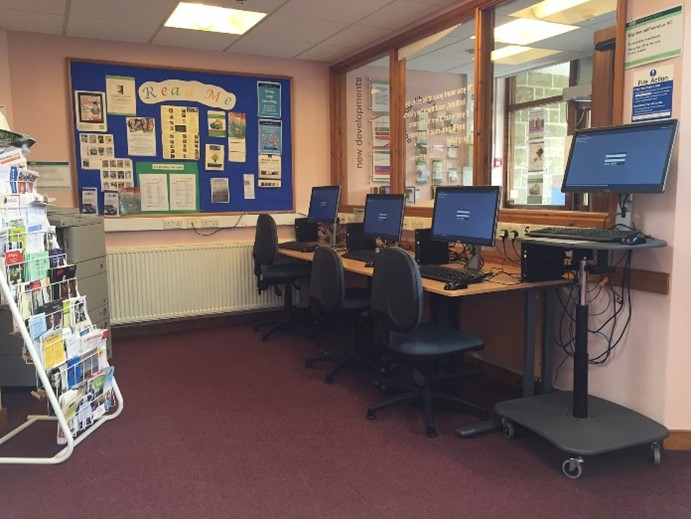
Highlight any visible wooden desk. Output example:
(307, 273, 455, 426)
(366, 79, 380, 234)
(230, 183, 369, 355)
(279, 247, 569, 397)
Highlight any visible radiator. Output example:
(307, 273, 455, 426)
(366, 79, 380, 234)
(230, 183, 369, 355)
(107, 243, 290, 325)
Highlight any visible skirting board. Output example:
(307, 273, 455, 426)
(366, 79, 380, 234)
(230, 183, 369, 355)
(664, 431, 691, 451)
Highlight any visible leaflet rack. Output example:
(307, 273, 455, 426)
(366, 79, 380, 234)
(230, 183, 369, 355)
(0, 152, 123, 464)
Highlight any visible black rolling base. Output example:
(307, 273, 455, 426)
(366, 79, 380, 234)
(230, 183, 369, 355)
(495, 392, 668, 478)
(253, 318, 313, 342)
(367, 390, 488, 438)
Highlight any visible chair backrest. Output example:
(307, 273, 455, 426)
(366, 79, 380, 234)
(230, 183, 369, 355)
(309, 246, 345, 316)
(370, 247, 423, 333)
(253, 213, 278, 268)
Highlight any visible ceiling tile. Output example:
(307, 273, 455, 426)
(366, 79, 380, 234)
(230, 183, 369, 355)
(0, 10, 64, 34)
(68, 0, 177, 23)
(275, 0, 393, 24)
(321, 24, 391, 49)
(151, 27, 241, 51)
(0, 0, 66, 15)
(358, 0, 432, 30)
(248, 14, 347, 43)
(66, 17, 162, 44)
(296, 43, 353, 62)
(228, 34, 314, 58)
(405, 55, 466, 72)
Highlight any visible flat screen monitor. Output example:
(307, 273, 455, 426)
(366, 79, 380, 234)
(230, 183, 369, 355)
(430, 186, 501, 271)
(363, 194, 406, 243)
(307, 186, 341, 223)
(562, 119, 678, 193)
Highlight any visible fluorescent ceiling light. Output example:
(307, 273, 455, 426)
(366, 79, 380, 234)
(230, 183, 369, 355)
(494, 18, 578, 45)
(512, 0, 616, 24)
(491, 45, 560, 65)
(165, 2, 266, 35)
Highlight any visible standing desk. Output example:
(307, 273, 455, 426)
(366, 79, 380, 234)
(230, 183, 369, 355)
(279, 247, 569, 401)
(495, 237, 669, 478)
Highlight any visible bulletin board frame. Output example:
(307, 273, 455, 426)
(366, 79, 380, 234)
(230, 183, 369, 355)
(67, 59, 294, 216)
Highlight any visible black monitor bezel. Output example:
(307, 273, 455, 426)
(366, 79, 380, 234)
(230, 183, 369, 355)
(561, 119, 678, 194)
(363, 193, 406, 242)
(307, 185, 341, 223)
(430, 185, 501, 247)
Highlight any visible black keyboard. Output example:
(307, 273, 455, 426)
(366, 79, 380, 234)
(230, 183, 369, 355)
(278, 241, 319, 253)
(341, 249, 378, 263)
(526, 226, 633, 243)
(418, 264, 486, 285)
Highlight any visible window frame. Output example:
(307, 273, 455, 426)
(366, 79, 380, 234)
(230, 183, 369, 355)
(330, 0, 627, 228)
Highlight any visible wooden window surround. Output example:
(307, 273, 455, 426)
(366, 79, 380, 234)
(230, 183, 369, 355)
(330, 0, 628, 230)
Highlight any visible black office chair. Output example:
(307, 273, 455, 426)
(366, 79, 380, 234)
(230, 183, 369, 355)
(252, 213, 312, 342)
(305, 246, 370, 384)
(366, 246, 487, 437)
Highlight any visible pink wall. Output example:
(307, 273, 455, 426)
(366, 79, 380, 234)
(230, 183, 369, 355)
(4, 31, 331, 246)
(0, 30, 14, 128)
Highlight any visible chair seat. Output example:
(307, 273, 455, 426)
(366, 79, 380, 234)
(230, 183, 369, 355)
(389, 322, 483, 357)
(263, 262, 311, 285)
(342, 287, 370, 314)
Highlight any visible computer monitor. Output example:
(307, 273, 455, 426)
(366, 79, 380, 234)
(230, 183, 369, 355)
(363, 194, 405, 244)
(307, 186, 341, 245)
(430, 186, 501, 271)
(562, 119, 678, 193)
(307, 186, 341, 223)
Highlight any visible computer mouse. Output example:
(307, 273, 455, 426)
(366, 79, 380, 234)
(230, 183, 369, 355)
(364, 261, 374, 268)
(444, 281, 468, 290)
(621, 233, 647, 245)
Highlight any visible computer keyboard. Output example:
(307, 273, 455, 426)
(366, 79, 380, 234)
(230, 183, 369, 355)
(341, 249, 378, 263)
(525, 226, 634, 243)
(418, 264, 486, 285)
(278, 241, 319, 253)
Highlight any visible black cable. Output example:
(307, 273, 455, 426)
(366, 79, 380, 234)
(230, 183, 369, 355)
(190, 214, 244, 236)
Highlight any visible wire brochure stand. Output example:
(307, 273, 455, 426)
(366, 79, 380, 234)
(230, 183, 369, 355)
(0, 136, 123, 464)
(495, 237, 668, 479)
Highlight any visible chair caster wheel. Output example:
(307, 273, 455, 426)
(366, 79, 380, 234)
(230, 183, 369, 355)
(324, 375, 333, 384)
(367, 409, 376, 420)
(305, 360, 313, 369)
(426, 424, 437, 438)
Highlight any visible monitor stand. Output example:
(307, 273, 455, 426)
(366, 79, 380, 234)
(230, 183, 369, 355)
(466, 245, 482, 271)
(615, 193, 633, 228)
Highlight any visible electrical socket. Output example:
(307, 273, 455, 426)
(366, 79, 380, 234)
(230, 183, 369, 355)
(163, 218, 185, 230)
(200, 217, 220, 228)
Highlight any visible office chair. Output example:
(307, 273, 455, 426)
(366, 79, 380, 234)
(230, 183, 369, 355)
(366, 246, 487, 438)
(252, 213, 312, 342)
(305, 246, 370, 384)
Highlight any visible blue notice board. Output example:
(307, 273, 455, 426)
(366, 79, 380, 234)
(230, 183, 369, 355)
(68, 59, 293, 215)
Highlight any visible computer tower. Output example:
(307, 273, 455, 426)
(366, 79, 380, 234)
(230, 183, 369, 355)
(415, 228, 449, 265)
(521, 242, 566, 281)
(294, 217, 319, 242)
(346, 222, 376, 251)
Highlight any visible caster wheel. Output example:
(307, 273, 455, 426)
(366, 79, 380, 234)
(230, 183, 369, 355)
(426, 424, 437, 438)
(651, 442, 662, 466)
(324, 375, 333, 384)
(502, 417, 515, 439)
(305, 360, 313, 369)
(367, 409, 376, 420)
(562, 457, 584, 479)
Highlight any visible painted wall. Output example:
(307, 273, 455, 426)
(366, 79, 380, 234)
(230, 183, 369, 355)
(3, 31, 332, 247)
(0, 29, 14, 128)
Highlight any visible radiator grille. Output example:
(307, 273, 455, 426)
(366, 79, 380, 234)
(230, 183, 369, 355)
(107, 243, 288, 325)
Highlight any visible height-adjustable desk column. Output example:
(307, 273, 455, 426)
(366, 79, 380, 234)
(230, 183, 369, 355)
(495, 237, 669, 479)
